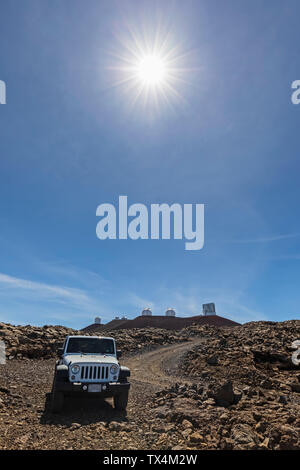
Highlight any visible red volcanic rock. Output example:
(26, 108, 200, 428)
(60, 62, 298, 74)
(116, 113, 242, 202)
(102, 314, 240, 331)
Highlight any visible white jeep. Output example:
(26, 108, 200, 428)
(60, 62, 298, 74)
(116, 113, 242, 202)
(50, 335, 130, 413)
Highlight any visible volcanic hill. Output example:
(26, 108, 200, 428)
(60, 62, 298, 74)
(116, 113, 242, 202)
(82, 314, 240, 333)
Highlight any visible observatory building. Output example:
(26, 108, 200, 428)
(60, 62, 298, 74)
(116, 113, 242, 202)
(202, 303, 216, 316)
(141, 308, 152, 316)
(165, 308, 176, 317)
(94, 317, 101, 324)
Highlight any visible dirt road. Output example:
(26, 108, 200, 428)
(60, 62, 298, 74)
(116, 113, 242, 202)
(127, 339, 203, 387)
(0, 339, 201, 450)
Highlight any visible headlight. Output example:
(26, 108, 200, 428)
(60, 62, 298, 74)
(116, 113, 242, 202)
(71, 364, 80, 374)
(110, 364, 118, 374)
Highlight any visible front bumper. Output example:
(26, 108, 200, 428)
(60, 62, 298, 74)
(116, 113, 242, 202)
(55, 381, 130, 397)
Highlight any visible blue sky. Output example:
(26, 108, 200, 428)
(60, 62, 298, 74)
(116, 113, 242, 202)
(0, 0, 300, 328)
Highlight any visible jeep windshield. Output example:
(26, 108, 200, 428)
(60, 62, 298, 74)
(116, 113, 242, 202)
(66, 338, 115, 355)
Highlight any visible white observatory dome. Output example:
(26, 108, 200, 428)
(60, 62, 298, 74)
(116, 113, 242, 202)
(165, 308, 176, 317)
(141, 308, 152, 316)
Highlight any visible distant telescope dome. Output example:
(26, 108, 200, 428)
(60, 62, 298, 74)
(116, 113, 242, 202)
(141, 308, 152, 316)
(165, 308, 176, 317)
(94, 317, 101, 324)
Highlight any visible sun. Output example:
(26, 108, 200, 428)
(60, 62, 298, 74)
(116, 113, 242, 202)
(108, 25, 189, 110)
(136, 54, 167, 86)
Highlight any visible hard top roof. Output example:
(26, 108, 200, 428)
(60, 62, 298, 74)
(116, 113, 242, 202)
(66, 335, 115, 341)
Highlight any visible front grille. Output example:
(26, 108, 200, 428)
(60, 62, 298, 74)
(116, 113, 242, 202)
(80, 365, 109, 381)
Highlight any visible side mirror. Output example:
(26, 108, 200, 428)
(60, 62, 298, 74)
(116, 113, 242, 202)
(57, 347, 64, 357)
(117, 349, 122, 359)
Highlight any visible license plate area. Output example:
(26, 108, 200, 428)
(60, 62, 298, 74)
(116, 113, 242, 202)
(88, 384, 102, 393)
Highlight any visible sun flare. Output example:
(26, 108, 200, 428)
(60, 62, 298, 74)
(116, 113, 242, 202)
(109, 25, 189, 110)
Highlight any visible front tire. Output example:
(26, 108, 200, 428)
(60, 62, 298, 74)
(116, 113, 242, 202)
(114, 390, 128, 411)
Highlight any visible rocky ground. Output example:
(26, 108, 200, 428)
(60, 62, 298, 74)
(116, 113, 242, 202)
(0, 320, 299, 450)
(0, 322, 195, 359)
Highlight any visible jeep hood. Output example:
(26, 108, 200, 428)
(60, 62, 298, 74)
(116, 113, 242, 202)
(64, 355, 118, 365)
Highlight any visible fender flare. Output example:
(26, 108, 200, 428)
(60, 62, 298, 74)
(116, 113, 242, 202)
(55, 364, 69, 380)
(119, 365, 130, 380)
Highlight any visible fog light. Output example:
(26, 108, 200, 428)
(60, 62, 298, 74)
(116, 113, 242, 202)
(113, 376, 117, 380)
(102, 385, 106, 390)
(71, 375, 75, 380)
(83, 385, 87, 391)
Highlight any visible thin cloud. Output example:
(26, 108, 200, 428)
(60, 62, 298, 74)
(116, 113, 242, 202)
(231, 233, 300, 244)
(35, 261, 111, 290)
(0, 271, 120, 327)
(0, 272, 90, 305)
(265, 254, 300, 261)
